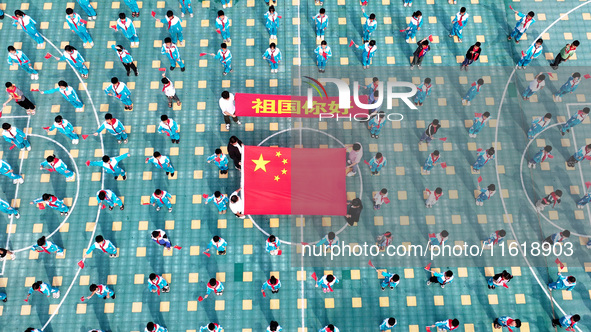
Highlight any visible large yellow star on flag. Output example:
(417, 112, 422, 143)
(252, 154, 271, 172)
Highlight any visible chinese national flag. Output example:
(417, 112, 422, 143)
(243, 146, 346, 215)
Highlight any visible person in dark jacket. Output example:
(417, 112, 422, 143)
(227, 135, 243, 170)
(346, 198, 363, 226)
(410, 37, 430, 70)
(460, 42, 481, 71)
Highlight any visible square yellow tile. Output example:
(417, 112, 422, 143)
(433, 295, 444, 306)
(214, 300, 225, 311)
(461, 295, 471, 305)
(562, 290, 572, 300)
(297, 298, 306, 309)
(131, 302, 142, 312)
(32, 223, 43, 233)
(325, 298, 334, 308)
(104, 302, 115, 313)
(190, 246, 200, 255)
(488, 294, 498, 305)
(79, 275, 90, 285)
(187, 301, 198, 311)
(515, 294, 526, 304)
(243, 244, 253, 254)
(270, 298, 280, 309)
(21, 305, 31, 315)
(40, 174, 50, 182)
(76, 303, 86, 314)
(160, 301, 169, 312)
(406, 296, 417, 306)
(136, 247, 146, 257)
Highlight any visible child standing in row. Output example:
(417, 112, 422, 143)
(468, 112, 490, 138)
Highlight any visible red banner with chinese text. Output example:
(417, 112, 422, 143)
(234, 93, 369, 118)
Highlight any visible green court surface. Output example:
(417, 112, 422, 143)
(1, 0, 591, 331)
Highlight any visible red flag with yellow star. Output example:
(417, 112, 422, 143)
(242, 146, 346, 215)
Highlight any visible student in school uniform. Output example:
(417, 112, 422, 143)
(115, 13, 139, 47)
(65, 8, 94, 47)
(229, 188, 245, 218)
(517, 38, 543, 70)
(472, 147, 495, 172)
(94, 113, 129, 143)
(104, 77, 133, 110)
(148, 273, 170, 294)
(468, 112, 490, 138)
(145, 323, 167, 332)
(314, 41, 332, 73)
(561, 107, 588, 135)
(87, 154, 129, 180)
(84, 235, 118, 258)
(527, 113, 552, 139)
(423, 150, 442, 174)
(522, 72, 545, 101)
(263, 43, 281, 73)
(345, 198, 363, 225)
(124, 0, 140, 17)
(211, 43, 233, 76)
(157, 11, 184, 44)
(577, 187, 591, 209)
(31, 194, 69, 215)
(476, 184, 496, 206)
(76, 0, 97, 19)
(40, 80, 84, 112)
(158, 114, 180, 144)
(11, 11, 44, 45)
(0, 9, 3, 19)
(487, 270, 512, 289)
(227, 136, 243, 170)
(150, 189, 173, 212)
(215, 10, 231, 43)
(3, 83, 36, 115)
(0, 247, 15, 261)
(484, 229, 506, 247)
(528, 145, 553, 169)
(161, 38, 185, 72)
(204, 278, 224, 298)
(543, 229, 569, 246)
(179, 0, 194, 17)
(317, 232, 340, 251)
(205, 191, 229, 214)
(31, 236, 64, 256)
(111, 44, 138, 76)
(40, 154, 75, 182)
(219, 91, 240, 129)
(548, 272, 576, 291)
(425, 187, 443, 208)
(2, 123, 31, 150)
(97, 189, 124, 210)
(368, 152, 387, 175)
(55, 45, 88, 78)
(84, 284, 116, 300)
(551, 41, 580, 70)
(200, 323, 223, 332)
(0, 197, 20, 218)
(352, 40, 377, 69)
(405, 11, 422, 43)
(427, 269, 454, 289)
(553, 314, 580, 330)
(25, 281, 60, 301)
(368, 112, 386, 138)
(267, 321, 283, 332)
(376, 231, 392, 251)
(536, 190, 562, 213)
(429, 230, 448, 247)
(373, 188, 388, 210)
(508, 9, 535, 44)
(567, 144, 591, 168)
(410, 37, 430, 70)
(0, 159, 24, 184)
(361, 9, 377, 43)
(312, 9, 329, 43)
(25, 328, 44, 332)
(266, 235, 281, 255)
(316, 274, 339, 293)
(205, 235, 227, 255)
(146, 151, 175, 176)
(493, 317, 521, 330)
(6, 46, 39, 80)
(207, 148, 229, 174)
(462, 78, 484, 106)
(261, 276, 281, 294)
(554, 73, 582, 103)
(419, 119, 440, 146)
(319, 325, 340, 332)
(151, 229, 174, 251)
(380, 271, 400, 291)
(449, 7, 468, 42)
(46, 115, 79, 144)
(380, 318, 397, 331)
(460, 42, 481, 71)
(265, 6, 280, 40)
(413, 77, 432, 106)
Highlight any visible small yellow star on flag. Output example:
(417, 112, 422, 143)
(274, 175, 280, 181)
(281, 169, 287, 175)
(282, 158, 288, 165)
(252, 154, 271, 172)
(276, 151, 282, 157)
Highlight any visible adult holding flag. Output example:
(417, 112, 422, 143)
(3, 83, 36, 115)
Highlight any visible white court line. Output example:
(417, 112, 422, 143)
(0, 114, 30, 275)
(565, 103, 591, 230)
(493, 2, 591, 330)
(37, 35, 106, 331)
